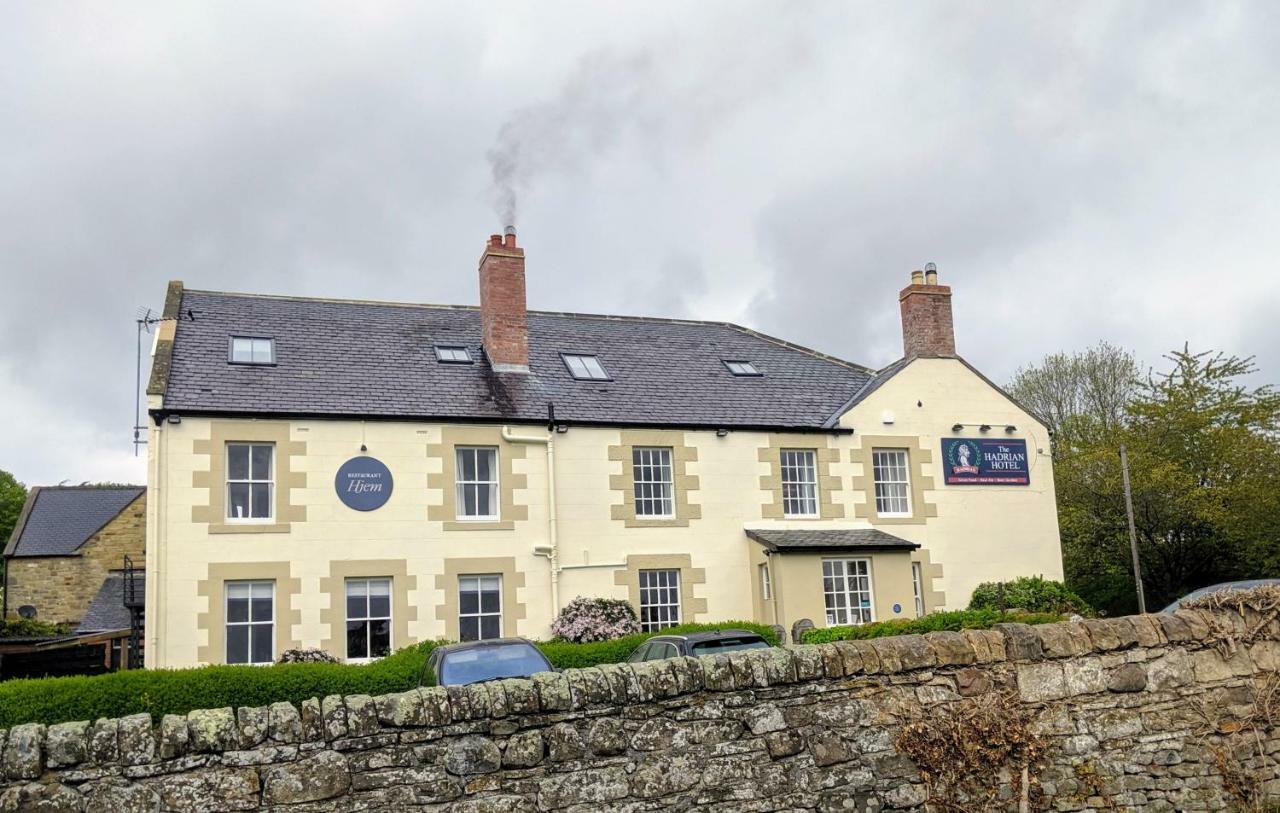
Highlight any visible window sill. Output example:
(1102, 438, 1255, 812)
(624, 516, 690, 528)
(782, 514, 822, 521)
(209, 522, 291, 535)
(443, 520, 515, 531)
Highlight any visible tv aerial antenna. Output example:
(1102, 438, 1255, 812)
(133, 305, 195, 455)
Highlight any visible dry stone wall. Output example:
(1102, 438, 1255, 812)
(2, 609, 1278, 812)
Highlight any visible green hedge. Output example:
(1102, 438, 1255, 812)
(538, 621, 781, 669)
(800, 609, 1064, 644)
(0, 622, 778, 728)
(968, 576, 1094, 616)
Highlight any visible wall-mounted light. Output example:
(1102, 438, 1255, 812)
(554, 424, 569, 434)
(1005, 425, 1017, 433)
(166, 414, 181, 425)
(951, 423, 964, 432)
(979, 424, 992, 432)
(715, 428, 729, 437)
(360, 444, 368, 452)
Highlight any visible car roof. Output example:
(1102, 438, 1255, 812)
(645, 630, 763, 643)
(433, 637, 540, 655)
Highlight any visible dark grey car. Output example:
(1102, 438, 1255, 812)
(626, 629, 771, 662)
(421, 638, 554, 686)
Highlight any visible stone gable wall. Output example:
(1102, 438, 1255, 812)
(2, 608, 1278, 811)
(4, 493, 145, 625)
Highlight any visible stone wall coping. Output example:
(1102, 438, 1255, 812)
(1, 607, 1269, 777)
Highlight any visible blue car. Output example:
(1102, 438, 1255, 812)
(421, 637, 554, 686)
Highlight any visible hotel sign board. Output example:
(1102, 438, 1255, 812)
(941, 438, 1030, 486)
(335, 456, 394, 511)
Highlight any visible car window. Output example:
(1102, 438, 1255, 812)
(647, 642, 677, 661)
(627, 643, 651, 663)
(438, 643, 552, 685)
(691, 637, 770, 655)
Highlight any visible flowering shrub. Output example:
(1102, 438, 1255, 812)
(277, 647, 341, 664)
(550, 596, 640, 643)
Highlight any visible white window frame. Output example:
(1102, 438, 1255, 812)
(225, 580, 275, 665)
(458, 574, 503, 642)
(780, 448, 819, 518)
(229, 336, 275, 365)
(638, 569, 682, 632)
(435, 345, 473, 364)
(759, 562, 773, 601)
(912, 562, 925, 617)
(723, 360, 761, 376)
(345, 577, 393, 662)
(454, 446, 500, 521)
(632, 446, 675, 519)
(561, 353, 610, 380)
(822, 558, 875, 626)
(225, 442, 275, 523)
(872, 448, 912, 517)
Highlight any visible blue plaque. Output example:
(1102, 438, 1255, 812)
(892, 603, 903, 614)
(335, 456, 393, 511)
(941, 438, 1030, 485)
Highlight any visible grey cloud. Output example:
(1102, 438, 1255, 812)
(0, 1, 1276, 485)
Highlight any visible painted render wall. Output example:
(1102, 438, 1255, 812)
(145, 358, 1062, 668)
(837, 357, 1064, 610)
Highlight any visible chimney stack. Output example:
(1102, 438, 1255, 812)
(478, 227, 529, 373)
(899, 262, 955, 358)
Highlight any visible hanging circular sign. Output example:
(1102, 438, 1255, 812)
(335, 456, 393, 511)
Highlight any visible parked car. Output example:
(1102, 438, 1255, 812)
(627, 629, 772, 662)
(1160, 579, 1280, 613)
(420, 637, 555, 686)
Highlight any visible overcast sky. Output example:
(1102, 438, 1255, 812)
(2, 2, 1277, 487)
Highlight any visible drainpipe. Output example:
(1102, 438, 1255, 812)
(500, 425, 560, 615)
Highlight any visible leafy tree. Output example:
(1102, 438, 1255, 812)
(0, 470, 28, 584)
(1043, 347, 1280, 615)
(1007, 341, 1138, 453)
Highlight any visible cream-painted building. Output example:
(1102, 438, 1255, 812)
(144, 232, 1062, 668)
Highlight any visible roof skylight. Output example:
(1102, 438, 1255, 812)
(435, 345, 473, 364)
(229, 336, 275, 365)
(723, 360, 761, 377)
(562, 353, 610, 380)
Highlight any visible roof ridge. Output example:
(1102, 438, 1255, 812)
(26, 484, 145, 491)
(183, 288, 874, 371)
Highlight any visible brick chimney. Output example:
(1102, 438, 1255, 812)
(899, 262, 955, 358)
(478, 227, 530, 373)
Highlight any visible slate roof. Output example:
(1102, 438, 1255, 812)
(160, 289, 875, 430)
(745, 528, 920, 552)
(3, 487, 145, 558)
(76, 572, 144, 633)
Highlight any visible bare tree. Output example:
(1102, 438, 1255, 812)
(1008, 341, 1138, 449)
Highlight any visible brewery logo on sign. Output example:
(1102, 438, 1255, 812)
(335, 456, 394, 511)
(941, 438, 1030, 486)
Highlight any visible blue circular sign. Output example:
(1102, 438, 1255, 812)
(892, 603, 903, 615)
(335, 456, 393, 511)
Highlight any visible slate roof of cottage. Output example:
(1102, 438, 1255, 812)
(3, 486, 145, 559)
(77, 572, 144, 633)
(745, 528, 920, 552)
(160, 289, 877, 430)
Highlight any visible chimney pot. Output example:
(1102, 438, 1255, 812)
(478, 230, 530, 373)
(910, 269, 924, 285)
(924, 263, 938, 285)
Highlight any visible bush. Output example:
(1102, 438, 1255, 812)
(968, 576, 1094, 616)
(0, 617, 72, 639)
(549, 596, 640, 643)
(0, 640, 443, 729)
(538, 621, 781, 669)
(0, 621, 782, 728)
(801, 609, 1064, 644)
(277, 648, 341, 664)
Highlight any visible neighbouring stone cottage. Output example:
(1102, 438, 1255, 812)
(1, 606, 1276, 810)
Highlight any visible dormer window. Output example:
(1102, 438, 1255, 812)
(229, 337, 275, 365)
(562, 354, 610, 381)
(723, 360, 761, 377)
(435, 345, 473, 364)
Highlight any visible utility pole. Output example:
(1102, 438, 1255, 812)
(1119, 444, 1146, 614)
